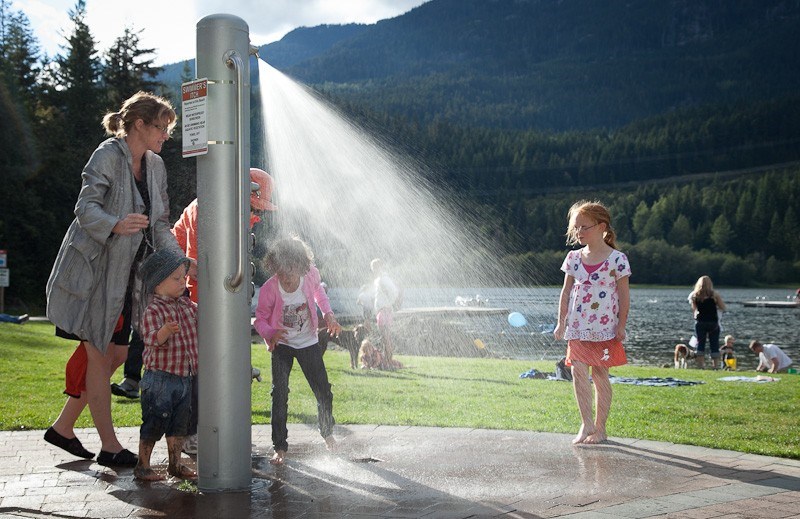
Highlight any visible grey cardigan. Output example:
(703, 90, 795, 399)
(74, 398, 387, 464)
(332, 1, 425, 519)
(46, 138, 181, 353)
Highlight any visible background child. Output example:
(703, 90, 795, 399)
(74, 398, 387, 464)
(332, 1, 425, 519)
(553, 200, 631, 445)
(371, 258, 400, 367)
(133, 248, 198, 481)
(253, 237, 341, 465)
(358, 338, 384, 369)
(721, 334, 736, 370)
(688, 275, 726, 369)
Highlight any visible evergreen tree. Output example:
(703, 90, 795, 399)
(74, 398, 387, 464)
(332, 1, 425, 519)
(766, 212, 784, 260)
(668, 214, 693, 247)
(0, 10, 40, 116)
(709, 214, 734, 252)
(103, 26, 162, 109)
(783, 205, 800, 260)
(631, 201, 650, 240)
(55, 0, 104, 150)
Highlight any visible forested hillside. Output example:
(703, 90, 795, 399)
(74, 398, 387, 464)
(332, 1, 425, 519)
(496, 170, 800, 286)
(283, 0, 800, 131)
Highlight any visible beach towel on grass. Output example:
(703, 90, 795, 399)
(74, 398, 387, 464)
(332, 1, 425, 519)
(519, 369, 570, 381)
(608, 376, 703, 387)
(718, 375, 780, 383)
(520, 373, 703, 386)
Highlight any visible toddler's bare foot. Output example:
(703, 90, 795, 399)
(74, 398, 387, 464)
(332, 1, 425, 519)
(584, 431, 607, 444)
(270, 450, 286, 465)
(134, 465, 165, 481)
(167, 463, 197, 479)
(324, 435, 337, 452)
(572, 424, 594, 445)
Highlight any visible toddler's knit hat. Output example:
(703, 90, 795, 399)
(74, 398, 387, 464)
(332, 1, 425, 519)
(138, 248, 191, 293)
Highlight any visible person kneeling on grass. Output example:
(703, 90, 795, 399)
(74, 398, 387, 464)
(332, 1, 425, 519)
(133, 249, 198, 481)
(749, 340, 793, 374)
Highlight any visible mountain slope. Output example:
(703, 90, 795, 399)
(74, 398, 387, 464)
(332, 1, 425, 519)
(280, 0, 800, 130)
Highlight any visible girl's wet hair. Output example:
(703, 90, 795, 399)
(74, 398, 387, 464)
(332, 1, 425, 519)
(565, 200, 618, 249)
(264, 236, 314, 275)
(102, 91, 177, 137)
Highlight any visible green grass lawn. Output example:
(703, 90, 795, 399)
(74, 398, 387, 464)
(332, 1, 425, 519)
(2, 321, 798, 459)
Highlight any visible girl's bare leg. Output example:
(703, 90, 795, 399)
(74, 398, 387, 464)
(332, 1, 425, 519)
(381, 324, 394, 365)
(585, 365, 610, 444)
(570, 360, 595, 444)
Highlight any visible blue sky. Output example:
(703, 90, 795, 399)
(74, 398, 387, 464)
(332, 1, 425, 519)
(14, 0, 428, 66)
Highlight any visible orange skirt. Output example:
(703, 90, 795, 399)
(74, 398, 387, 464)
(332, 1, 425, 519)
(566, 339, 627, 368)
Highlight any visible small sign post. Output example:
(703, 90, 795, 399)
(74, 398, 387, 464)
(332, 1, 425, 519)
(181, 79, 209, 158)
(0, 250, 7, 314)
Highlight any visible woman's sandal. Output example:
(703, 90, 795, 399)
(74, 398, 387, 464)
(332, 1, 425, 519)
(97, 448, 138, 467)
(44, 427, 95, 459)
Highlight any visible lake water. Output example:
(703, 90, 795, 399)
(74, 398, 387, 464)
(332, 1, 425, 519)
(325, 286, 799, 370)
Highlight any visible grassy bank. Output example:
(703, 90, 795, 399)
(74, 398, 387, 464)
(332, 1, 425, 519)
(2, 321, 798, 459)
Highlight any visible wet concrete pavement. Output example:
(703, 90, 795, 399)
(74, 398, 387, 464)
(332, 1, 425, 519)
(1, 424, 799, 518)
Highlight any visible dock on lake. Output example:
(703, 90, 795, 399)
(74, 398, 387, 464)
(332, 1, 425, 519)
(396, 306, 509, 318)
(741, 300, 799, 308)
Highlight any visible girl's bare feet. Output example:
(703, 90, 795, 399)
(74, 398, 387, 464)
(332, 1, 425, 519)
(134, 466, 165, 481)
(324, 436, 337, 451)
(572, 424, 594, 444)
(584, 430, 607, 444)
(270, 450, 286, 465)
(168, 463, 197, 479)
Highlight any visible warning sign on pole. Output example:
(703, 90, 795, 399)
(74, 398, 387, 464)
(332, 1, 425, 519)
(181, 79, 209, 158)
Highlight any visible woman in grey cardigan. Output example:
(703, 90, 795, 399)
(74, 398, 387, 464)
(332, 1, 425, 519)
(44, 92, 182, 467)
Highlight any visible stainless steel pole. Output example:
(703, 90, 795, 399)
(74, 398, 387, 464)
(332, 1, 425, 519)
(195, 13, 252, 491)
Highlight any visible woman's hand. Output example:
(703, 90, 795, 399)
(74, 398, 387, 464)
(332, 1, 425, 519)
(112, 213, 149, 236)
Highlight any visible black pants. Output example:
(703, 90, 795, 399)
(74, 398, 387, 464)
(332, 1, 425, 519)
(270, 343, 334, 452)
(123, 330, 144, 382)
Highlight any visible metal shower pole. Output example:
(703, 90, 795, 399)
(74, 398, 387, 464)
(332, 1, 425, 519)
(195, 13, 254, 491)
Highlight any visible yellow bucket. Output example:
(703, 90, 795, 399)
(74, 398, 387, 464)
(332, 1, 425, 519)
(725, 358, 737, 370)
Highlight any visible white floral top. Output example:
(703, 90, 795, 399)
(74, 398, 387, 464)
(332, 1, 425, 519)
(560, 248, 631, 341)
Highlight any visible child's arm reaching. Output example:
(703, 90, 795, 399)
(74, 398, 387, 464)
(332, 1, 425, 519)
(323, 312, 341, 337)
(553, 273, 574, 341)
